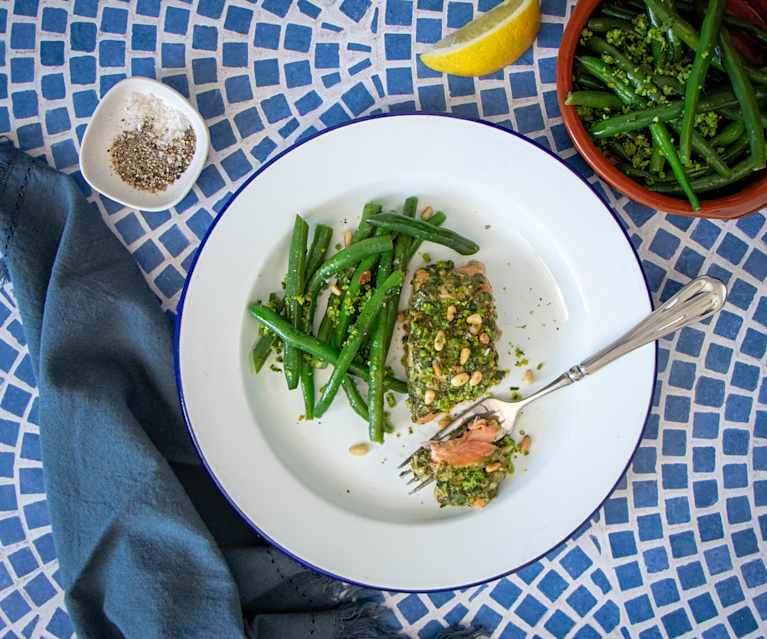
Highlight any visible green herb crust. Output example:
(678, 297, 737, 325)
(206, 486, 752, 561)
(405, 260, 504, 422)
(411, 434, 519, 508)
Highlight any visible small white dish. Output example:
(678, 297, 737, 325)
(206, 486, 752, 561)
(176, 114, 655, 591)
(80, 77, 209, 212)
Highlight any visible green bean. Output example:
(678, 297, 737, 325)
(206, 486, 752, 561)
(367, 213, 479, 255)
(367, 226, 395, 441)
(711, 120, 745, 147)
(303, 235, 393, 335)
(314, 270, 404, 418)
(723, 15, 767, 45)
(577, 55, 639, 104)
(667, 121, 731, 177)
(252, 333, 276, 373)
(643, 0, 767, 86)
(575, 74, 608, 91)
(650, 122, 701, 209)
(607, 140, 631, 162)
(316, 204, 381, 345)
(586, 36, 669, 104)
(403, 196, 418, 218)
(721, 135, 750, 163)
(382, 199, 418, 352)
(368, 314, 389, 442)
(720, 29, 766, 170)
(647, 4, 667, 65)
(679, 0, 726, 164)
(332, 254, 377, 349)
(251, 293, 284, 373)
(589, 88, 765, 137)
(353, 202, 382, 243)
(660, 0, 683, 61)
(565, 90, 624, 109)
(721, 105, 767, 128)
(249, 304, 407, 392)
(316, 310, 334, 345)
(342, 377, 369, 422)
(650, 140, 666, 172)
(405, 211, 446, 263)
(601, 4, 637, 20)
(620, 163, 711, 182)
(300, 358, 315, 419)
(394, 195, 418, 266)
(284, 215, 309, 390)
(649, 157, 756, 194)
(300, 224, 333, 409)
(305, 224, 333, 280)
(587, 16, 633, 32)
(653, 75, 683, 96)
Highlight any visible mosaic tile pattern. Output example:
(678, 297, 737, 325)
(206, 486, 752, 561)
(0, 0, 765, 636)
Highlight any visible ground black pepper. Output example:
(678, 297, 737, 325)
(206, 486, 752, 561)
(108, 118, 196, 193)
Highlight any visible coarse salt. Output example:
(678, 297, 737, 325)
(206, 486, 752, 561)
(120, 92, 191, 147)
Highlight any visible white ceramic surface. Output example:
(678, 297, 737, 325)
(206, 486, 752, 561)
(79, 77, 209, 212)
(176, 115, 655, 591)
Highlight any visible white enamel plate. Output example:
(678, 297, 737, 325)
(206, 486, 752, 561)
(176, 115, 655, 591)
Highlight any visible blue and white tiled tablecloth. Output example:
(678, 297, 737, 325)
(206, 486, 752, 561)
(0, 1, 765, 637)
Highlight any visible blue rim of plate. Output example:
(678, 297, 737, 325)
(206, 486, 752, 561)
(174, 112, 657, 593)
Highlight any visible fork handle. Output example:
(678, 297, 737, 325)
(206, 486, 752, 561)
(517, 276, 726, 408)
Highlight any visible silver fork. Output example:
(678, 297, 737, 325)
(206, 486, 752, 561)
(400, 275, 727, 494)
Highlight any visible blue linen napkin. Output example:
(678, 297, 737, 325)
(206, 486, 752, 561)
(0, 142, 484, 639)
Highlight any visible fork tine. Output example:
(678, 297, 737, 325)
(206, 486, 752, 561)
(399, 468, 413, 478)
(406, 475, 422, 486)
(409, 476, 435, 495)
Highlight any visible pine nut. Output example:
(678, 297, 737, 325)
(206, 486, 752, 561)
(434, 330, 446, 351)
(343, 230, 353, 247)
(469, 371, 483, 386)
(420, 206, 434, 220)
(522, 369, 535, 384)
(330, 284, 342, 296)
(424, 389, 436, 405)
(485, 462, 502, 473)
(460, 347, 471, 365)
(446, 305, 456, 321)
(349, 442, 369, 456)
(432, 361, 442, 377)
(466, 314, 482, 325)
(519, 435, 532, 454)
(451, 373, 470, 387)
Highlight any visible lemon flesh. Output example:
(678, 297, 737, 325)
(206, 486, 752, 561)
(420, 0, 540, 77)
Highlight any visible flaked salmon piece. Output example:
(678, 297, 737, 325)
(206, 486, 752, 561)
(429, 438, 497, 467)
(465, 418, 502, 442)
(429, 417, 501, 466)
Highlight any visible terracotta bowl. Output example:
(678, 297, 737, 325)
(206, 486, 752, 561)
(556, 0, 767, 219)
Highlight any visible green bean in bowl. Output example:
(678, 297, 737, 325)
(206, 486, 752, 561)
(566, 0, 767, 211)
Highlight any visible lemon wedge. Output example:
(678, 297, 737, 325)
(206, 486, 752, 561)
(420, 0, 540, 77)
